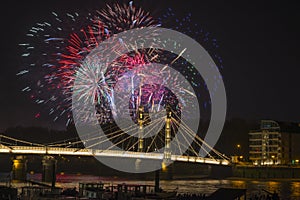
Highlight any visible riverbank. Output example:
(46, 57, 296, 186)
(227, 176, 300, 182)
(1, 175, 300, 199)
(232, 165, 300, 179)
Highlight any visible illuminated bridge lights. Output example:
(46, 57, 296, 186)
(0, 145, 230, 166)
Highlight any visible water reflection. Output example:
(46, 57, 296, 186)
(159, 179, 300, 199)
(1, 174, 300, 199)
(291, 182, 300, 198)
(54, 175, 300, 199)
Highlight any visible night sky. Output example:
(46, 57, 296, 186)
(0, 0, 299, 131)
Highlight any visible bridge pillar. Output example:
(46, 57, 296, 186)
(137, 106, 144, 152)
(42, 156, 57, 187)
(161, 163, 173, 180)
(154, 169, 160, 192)
(163, 105, 172, 163)
(11, 155, 27, 182)
(161, 105, 173, 180)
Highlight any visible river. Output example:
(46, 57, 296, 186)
(1, 173, 300, 199)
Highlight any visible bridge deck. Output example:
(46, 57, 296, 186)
(0, 145, 230, 166)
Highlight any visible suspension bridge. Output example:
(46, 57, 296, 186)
(0, 106, 230, 181)
(0, 108, 229, 165)
(0, 139, 229, 166)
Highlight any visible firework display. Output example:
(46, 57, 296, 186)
(18, 1, 222, 128)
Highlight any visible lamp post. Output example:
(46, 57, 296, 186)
(271, 155, 275, 165)
(236, 144, 242, 162)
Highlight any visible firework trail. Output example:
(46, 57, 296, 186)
(18, 2, 158, 126)
(18, 1, 222, 128)
(95, 2, 158, 34)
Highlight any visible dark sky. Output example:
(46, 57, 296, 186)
(0, 0, 299, 131)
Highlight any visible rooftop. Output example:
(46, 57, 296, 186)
(249, 120, 300, 134)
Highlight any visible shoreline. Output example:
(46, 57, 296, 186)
(2, 172, 300, 182)
(225, 176, 300, 182)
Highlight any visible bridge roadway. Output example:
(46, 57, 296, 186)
(0, 144, 230, 166)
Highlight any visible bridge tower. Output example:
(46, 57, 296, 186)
(137, 105, 144, 152)
(162, 105, 173, 180)
(42, 156, 57, 187)
(163, 105, 172, 162)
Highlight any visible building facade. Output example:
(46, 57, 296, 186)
(249, 120, 300, 165)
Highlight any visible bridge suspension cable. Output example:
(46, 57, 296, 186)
(0, 134, 44, 147)
(170, 109, 230, 161)
(0, 106, 230, 164)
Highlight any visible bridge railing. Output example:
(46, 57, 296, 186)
(0, 145, 230, 165)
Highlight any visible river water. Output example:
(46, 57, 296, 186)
(1, 173, 300, 199)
